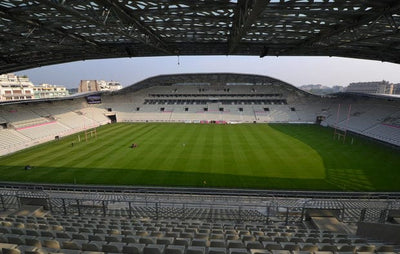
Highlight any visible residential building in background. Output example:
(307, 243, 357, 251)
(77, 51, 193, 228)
(299, 84, 344, 95)
(79, 80, 122, 93)
(0, 73, 35, 101)
(0, 73, 69, 101)
(33, 83, 69, 99)
(78, 80, 98, 93)
(393, 83, 400, 95)
(67, 88, 79, 95)
(345, 81, 394, 94)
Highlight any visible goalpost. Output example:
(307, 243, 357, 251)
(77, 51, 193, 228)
(333, 104, 351, 143)
(84, 129, 97, 141)
(77, 128, 97, 142)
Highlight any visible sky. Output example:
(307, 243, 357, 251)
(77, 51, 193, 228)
(15, 56, 400, 89)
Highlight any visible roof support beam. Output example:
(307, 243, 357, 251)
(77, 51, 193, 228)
(228, 0, 269, 54)
(35, 0, 173, 55)
(0, 7, 100, 47)
(283, 1, 400, 54)
(93, 0, 175, 55)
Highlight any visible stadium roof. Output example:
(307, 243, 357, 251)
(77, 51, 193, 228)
(119, 72, 315, 96)
(338, 92, 400, 101)
(1, 0, 400, 73)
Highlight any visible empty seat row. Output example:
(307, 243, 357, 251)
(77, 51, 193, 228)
(0, 240, 397, 254)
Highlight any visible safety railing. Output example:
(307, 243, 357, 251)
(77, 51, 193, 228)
(0, 189, 398, 225)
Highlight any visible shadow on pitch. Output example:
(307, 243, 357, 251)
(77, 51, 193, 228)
(0, 165, 340, 190)
(269, 124, 400, 191)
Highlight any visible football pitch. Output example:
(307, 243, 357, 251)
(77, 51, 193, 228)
(0, 123, 399, 191)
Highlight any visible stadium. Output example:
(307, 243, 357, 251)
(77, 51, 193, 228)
(1, 0, 400, 254)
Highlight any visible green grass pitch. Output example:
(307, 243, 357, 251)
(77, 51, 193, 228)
(0, 123, 399, 191)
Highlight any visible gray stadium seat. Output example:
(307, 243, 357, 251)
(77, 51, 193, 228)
(274, 237, 288, 243)
(122, 243, 145, 254)
(241, 236, 256, 242)
(283, 244, 300, 251)
(52, 225, 64, 231)
(358, 245, 376, 252)
(144, 244, 165, 254)
(62, 240, 81, 250)
(82, 242, 102, 252)
(166, 232, 180, 238)
(271, 251, 291, 254)
(339, 245, 356, 252)
(102, 242, 126, 253)
(2, 248, 21, 254)
(376, 246, 394, 252)
(25, 238, 42, 248)
(173, 238, 190, 247)
(10, 228, 24, 235)
(290, 237, 304, 244)
(195, 233, 209, 240)
(210, 240, 226, 248)
(211, 234, 225, 240)
(226, 234, 240, 240)
(0, 227, 11, 234)
(165, 245, 186, 254)
(227, 240, 245, 249)
(56, 232, 72, 239)
(140, 237, 157, 244)
(229, 248, 249, 254)
(321, 245, 339, 252)
(187, 246, 206, 254)
(105, 235, 123, 243)
(108, 229, 121, 235)
(264, 243, 283, 251)
(43, 239, 61, 250)
(314, 251, 334, 254)
(151, 231, 165, 238)
(157, 237, 174, 245)
(209, 247, 227, 254)
(180, 232, 194, 238)
(245, 241, 263, 250)
(250, 249, 270, 254)
(292, 251, 315, 254)
(192, 239, 209, 247)
(40, 231, 55, 238)
(26, 229, 40, 237)
(301, 245, 319, 252)
(72, 233, 88, 240)
(122, 236, 140, 244)
(338, 239, 352, 245)
(7, 236, 24, 245)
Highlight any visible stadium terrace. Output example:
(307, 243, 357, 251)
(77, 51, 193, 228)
(0, 72, 399, 251)
(1, 0, 400, 250)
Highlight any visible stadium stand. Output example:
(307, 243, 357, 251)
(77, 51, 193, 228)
(0, 98, 110, 156)
(17, 122, 69, 140)
(0, 186, 399, 254)
(322, 95, 400, 146)
(0, 108, 41, 125)
(0, 74, 399, 254)
(79, 107, 111, 125)
(0, 73, 399, 155)
(101, 74, 400, 148)
(365, 124, 400, 146)
(0, 213, 397, 254)
(102, 74, 318, 124)
(0, 129, 30, 152)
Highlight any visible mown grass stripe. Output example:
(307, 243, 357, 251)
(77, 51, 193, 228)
(0, 123, 399, 191)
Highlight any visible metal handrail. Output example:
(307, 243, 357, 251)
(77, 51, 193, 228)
(0, 182, 399, 199)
